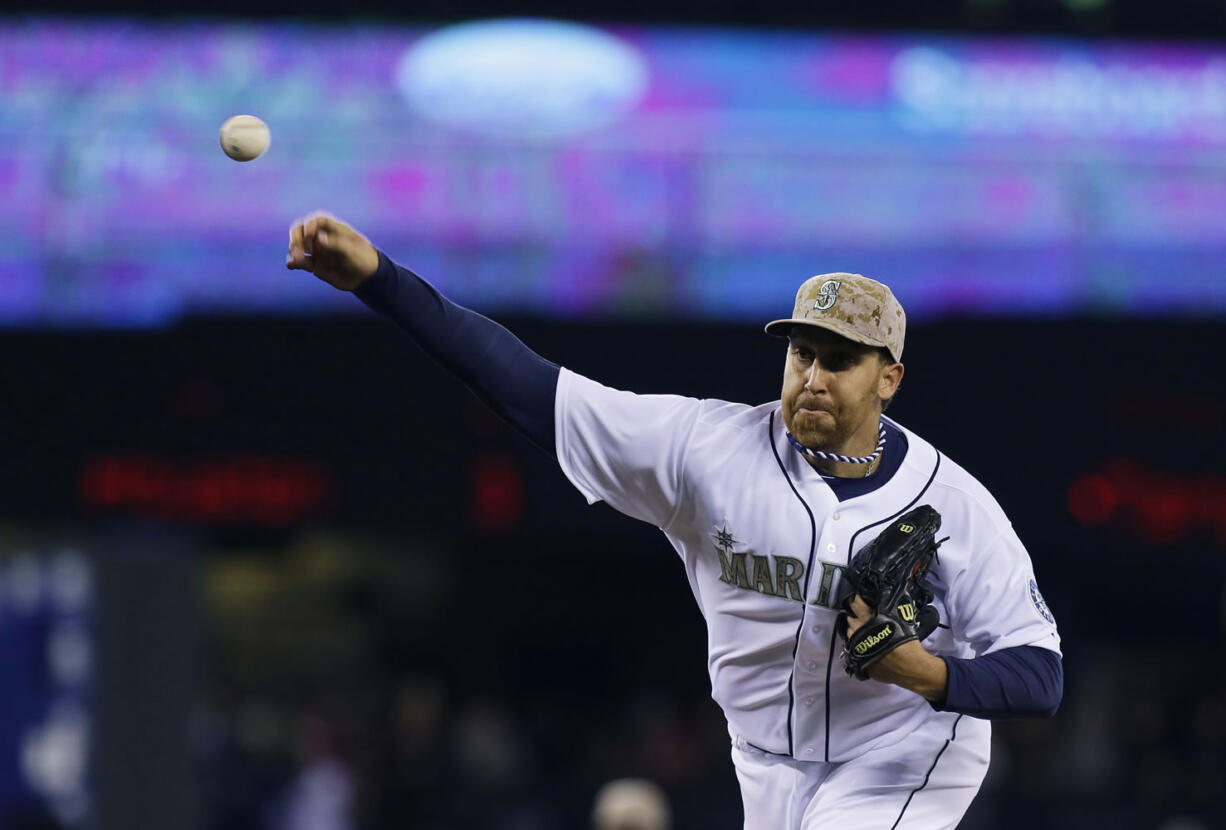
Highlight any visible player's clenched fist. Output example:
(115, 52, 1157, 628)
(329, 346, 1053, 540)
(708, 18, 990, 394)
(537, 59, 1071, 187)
(286, 212, 380, 292)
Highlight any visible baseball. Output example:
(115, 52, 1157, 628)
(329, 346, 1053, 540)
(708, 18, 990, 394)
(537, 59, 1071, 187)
(219, 114, 270, 162)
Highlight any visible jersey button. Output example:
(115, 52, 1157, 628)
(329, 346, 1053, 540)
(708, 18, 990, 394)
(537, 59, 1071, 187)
(806, 660, 818, 670)
(832, 511, 841, 520)
(826, 543, 836, 553)
(804, 748, 814, 755)
(804, 696, 816, 706)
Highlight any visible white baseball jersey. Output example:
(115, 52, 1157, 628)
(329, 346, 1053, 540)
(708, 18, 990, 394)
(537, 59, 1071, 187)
(554, 368, 1061, 764)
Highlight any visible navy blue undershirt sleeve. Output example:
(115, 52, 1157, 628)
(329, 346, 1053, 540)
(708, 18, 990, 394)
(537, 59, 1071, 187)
(353, 251, 560, 454)
(936, 645, 1063, 719)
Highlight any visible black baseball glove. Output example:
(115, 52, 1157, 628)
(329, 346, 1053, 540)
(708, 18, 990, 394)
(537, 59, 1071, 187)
(835, 504, 946, 680)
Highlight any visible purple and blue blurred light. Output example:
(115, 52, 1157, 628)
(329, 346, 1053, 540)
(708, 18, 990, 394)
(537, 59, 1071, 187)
(3, 19, 1225, 327)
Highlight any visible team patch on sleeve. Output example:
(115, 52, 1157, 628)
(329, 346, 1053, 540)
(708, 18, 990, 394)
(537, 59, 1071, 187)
(1028, 578, 1055, 624)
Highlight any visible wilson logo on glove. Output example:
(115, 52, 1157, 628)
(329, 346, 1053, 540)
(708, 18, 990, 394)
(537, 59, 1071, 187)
(836, 505, 947, 680)
(853, 624, 896, 655)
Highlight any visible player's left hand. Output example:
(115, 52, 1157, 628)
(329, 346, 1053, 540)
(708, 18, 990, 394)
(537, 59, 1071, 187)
(845, 595, 948, 702)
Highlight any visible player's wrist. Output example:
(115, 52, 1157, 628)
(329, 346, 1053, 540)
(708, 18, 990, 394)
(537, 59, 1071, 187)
(910, 652, 949, 703)
(354, 242, 380, 285)
(349, 248, 392, 294)
(870, 644, 948, 702)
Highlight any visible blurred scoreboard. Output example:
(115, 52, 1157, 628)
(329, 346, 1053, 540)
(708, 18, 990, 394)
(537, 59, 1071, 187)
(2, 18, 1226, 327)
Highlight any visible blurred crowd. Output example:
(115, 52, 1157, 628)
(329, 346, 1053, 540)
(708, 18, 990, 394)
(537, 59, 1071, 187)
(195, 674, 734, 830)
(190, 536, 1226, 830)
(191, 655, 1226, 830)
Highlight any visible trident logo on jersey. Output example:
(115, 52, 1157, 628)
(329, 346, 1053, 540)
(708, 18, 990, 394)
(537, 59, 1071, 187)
(813, 279, 843, 311)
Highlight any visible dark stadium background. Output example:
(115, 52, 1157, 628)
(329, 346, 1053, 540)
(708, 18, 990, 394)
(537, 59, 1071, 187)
(3, 2, 1226, 830)
(16, 0, 1226, 38)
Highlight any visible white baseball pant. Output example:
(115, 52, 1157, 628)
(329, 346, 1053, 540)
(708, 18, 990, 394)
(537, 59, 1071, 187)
(731, 715, 990, 829)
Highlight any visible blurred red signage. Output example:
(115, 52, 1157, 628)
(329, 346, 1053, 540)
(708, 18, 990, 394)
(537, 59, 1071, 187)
(1067, 460, 1226, 546)
(469, 452, 524, 533)
(79, 456, 330, 525)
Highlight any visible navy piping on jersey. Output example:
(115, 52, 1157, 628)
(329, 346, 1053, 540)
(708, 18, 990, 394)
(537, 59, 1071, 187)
(824, 450, 942, 762)
(891, 715, 964, 829)
(822, 625, 840, 757)
(767, 410, 817, 758)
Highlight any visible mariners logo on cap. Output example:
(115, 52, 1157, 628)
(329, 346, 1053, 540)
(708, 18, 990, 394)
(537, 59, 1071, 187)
(813, 279, 843, 311)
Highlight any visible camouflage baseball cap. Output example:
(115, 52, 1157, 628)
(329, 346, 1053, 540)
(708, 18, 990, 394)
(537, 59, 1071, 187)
(764, 273, 906, 361)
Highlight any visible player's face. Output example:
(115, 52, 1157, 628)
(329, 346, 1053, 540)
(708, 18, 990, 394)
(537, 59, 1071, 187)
(781, 328, 901, 454)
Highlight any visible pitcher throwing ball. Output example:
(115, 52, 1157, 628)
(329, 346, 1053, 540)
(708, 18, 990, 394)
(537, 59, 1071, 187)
(286, 213, 1063, 830)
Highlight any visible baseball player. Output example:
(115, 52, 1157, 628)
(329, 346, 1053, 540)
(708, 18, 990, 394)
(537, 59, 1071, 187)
(286, 213, 1063, 829)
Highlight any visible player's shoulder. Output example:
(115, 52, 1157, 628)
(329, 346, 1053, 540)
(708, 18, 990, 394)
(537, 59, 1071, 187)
(679, 401, 777, 481)
(696, 398, 774, 428)
(887, 416, 1012, 528)
(671, 398, 773, 454)
(557, 366, 767, 434)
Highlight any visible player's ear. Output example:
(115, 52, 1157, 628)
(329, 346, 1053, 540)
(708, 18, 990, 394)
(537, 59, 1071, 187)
(878, 360, 903, 400)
